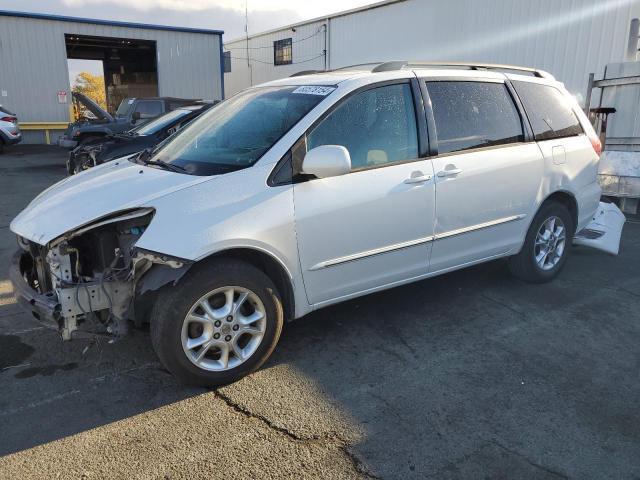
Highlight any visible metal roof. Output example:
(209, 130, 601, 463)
(0, 9, 223, 35)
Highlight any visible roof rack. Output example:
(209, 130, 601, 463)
(289, 70, 324, 77)
(370, 61, 554, 79)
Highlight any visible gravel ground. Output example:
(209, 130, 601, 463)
(0, 145, 639, 479)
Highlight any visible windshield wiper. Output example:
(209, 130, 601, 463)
(133, 147, 186, 173)
(134, 147, 153, 163)
(143, 158, 187, 173)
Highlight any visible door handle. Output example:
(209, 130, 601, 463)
(404, 171, 432, 184)
(437, 167, 462, 178)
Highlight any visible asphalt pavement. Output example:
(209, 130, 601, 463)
(0, 145, 639, 479)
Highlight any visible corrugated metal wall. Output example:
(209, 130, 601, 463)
(0, 15, 222, 143)
(224, 20, 327, 96)
(225, 0, 640, 100)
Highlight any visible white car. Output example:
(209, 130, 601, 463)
(0, 105, 22, 152)
(10, 62, 624, 386)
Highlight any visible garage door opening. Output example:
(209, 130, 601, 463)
(67, 58, 106, 121)
(65, 34, 158, 114)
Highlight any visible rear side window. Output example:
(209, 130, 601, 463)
(512, 81, 583, 141)
(307, 83, 418, 170)
(134, 100, 163, 119)
(426, 81, 524, 154)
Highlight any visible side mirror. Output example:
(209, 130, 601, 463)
(302, 145, 351, 179)
(131, 111, 141, 122)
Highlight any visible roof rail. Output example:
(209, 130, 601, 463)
(371, 61, 554, 79)
(289, 70, 324, 77)
(332, 62, 386, 71)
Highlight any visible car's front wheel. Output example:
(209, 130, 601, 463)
(150, 258, 284, 386)
(509, 201, 574, 283)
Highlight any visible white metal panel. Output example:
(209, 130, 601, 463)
(0, 15, 222, 128)
(224, 20, 327, 96)
(600, 61, 640, 143)
(329, 0, 639, 97)
(224, 0, 640, 100)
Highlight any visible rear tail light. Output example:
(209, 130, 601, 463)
(1, 116, 17, 124)
(589, 133, 602, 157)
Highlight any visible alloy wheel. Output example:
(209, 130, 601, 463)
(534, 216, 566, 271)
(181, 286, 266, 371)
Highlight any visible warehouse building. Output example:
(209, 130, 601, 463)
(224, 0, 640, 102)
(0, 11, 224, 144)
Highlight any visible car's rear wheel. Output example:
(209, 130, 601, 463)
(150, 258, 284, 386)
(509, 201, 574, 283)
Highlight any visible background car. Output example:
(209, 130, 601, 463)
(66, 101, 216, 174)
(0, 105, 22, 153)
(58, 93, 198, 148)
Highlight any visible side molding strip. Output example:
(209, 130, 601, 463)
(435, 214, 527, 240)
(308, 214, 526, 271)
(308, 235, 435, 271)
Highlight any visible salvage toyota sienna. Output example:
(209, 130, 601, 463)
(10, 62, 625, 386)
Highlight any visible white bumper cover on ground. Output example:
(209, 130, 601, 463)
(573, 201, 626, 255)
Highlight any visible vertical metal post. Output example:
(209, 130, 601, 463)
(324, 19, 330, 71)
(584, 72, 594, 116)
(627, 18, 639, 61)
(245, 1, 252, 86)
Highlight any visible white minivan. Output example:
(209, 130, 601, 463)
(10, 62, 624, 386)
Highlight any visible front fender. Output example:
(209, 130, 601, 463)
(134, 164, 311, 318)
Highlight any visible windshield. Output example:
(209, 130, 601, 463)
(132, 108, 192, 136)
(149, 86, 329, 176)
(116, 99, 135, 118)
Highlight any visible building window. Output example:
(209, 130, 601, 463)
(274, 38, 292, 66)
(223, 51, 231, 73)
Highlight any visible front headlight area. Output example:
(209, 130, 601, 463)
(38, 208, 157, 339)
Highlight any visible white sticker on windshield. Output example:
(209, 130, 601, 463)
(128, 99, 135, 104)
(292, 86, 335, 96)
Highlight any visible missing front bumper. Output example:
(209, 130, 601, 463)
(9, 250, 60, 327)
(10, 249, 133, 340)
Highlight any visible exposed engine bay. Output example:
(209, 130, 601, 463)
(15, 208, 190, 340)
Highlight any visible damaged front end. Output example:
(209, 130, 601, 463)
(10, 208, 190, 340)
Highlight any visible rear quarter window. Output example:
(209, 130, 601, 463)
(512, 81, 583, 141)
(425, 81, 524, 154)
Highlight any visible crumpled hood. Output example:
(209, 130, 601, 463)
(10, 159, 212, 245)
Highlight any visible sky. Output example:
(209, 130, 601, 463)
(68, 59, 103, 87)
(0, 0, 378, 40)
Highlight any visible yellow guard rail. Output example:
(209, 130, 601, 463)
(19, 122, 69, 145)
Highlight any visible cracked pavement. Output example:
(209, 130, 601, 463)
(1, 146, 639, 479)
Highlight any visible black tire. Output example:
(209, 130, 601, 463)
(508, 201, 574, 283)
(150, 258, 284, 387)
(66, 158, 76, 175)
